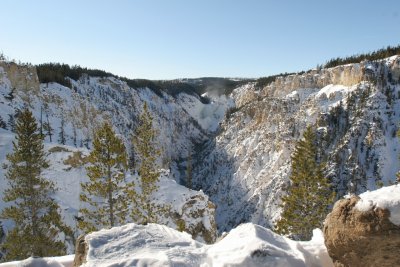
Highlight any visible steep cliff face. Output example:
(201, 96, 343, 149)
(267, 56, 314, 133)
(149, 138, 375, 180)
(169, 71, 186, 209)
(0, 61, 232, 181)
(0, 62, 39, 93)
(194, 56, 400, 231)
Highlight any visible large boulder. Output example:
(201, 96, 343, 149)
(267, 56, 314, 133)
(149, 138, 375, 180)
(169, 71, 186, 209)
(323, 186, 400, 267)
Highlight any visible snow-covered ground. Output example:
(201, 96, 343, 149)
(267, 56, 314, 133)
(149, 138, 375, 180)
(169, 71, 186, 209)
(0, 255, 74, 267)
(355, 184, 400, 225)
(0, 223, 332, 267)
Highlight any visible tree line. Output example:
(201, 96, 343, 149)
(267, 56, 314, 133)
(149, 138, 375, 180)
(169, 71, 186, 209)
(255, 44, 400, 89)
(324, 44, 400, 68)
(0, 103, 162, 261)
(35, 63, 246, 101)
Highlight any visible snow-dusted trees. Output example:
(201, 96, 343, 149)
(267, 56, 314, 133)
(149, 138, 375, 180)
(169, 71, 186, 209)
(79, 103, 164, 230)
(132, 103, 161, 223)
(78, 122, 134, 233)
(0, 108, 70, 260)
(186, 148, 193, 189)
(275, 126, 335, 240)
(43, 113, 53, 142)
(58, 114, 66, 145)
(0, 116, 6, 129)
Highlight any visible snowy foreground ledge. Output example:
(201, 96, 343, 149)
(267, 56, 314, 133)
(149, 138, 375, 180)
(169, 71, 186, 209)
(3, 186, 400, 266)
(0, 223, 332, 267)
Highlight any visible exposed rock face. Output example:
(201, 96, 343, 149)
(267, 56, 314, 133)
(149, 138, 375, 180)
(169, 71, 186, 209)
(0, 61, 40, 101)
(178, 195, 217, 243)
(73, 234, 88, 267)
(154, 171, 218, 243)
(194, 56, 400, 231)
(323, 196, 400, 267)
(264, 64, 364, 98)
(390, 56, 400, 81)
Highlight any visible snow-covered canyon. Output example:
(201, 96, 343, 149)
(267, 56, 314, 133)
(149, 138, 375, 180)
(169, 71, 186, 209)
(194, 56, 400, 230)
(1, 55, 400, 256)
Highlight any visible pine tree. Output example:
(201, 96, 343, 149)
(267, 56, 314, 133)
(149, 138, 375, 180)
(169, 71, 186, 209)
(7, 114, 15, 132)
(275, 126, 335, 240)
(58, 115, 66, 145)
(72, 123, 77, 147)
(0, 116, 6, 129)
(43, 113, 53, 142)
(0, 222, 4, 240)
(79, 122, 133, 233)
(40, 106, 43, 138)
(186, 149, 193, 189)
(0, 108, 68, 260)
(132, 103, 161, 223)
(0, 221, 4, 261)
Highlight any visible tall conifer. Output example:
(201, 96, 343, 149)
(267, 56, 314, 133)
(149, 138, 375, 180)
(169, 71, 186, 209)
(78, 122, 132, 232)
(132, 103, 161, 223)
(1, 108, 68, 260)
(275, 126, 335, 240)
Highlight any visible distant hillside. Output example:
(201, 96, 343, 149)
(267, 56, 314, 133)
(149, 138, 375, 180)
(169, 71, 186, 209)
(35, 63, 251, 100)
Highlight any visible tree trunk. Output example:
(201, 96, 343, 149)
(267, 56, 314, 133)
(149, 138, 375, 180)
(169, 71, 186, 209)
(107, 159, 114, 227)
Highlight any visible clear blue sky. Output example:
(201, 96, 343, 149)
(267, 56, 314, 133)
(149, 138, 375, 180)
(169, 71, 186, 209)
(2, 0, 400, 80)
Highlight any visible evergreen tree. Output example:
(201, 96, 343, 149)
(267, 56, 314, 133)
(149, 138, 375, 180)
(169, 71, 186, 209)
(396, 129, 400, 185)
(43, 113, 53, 142)
(275, 126, 335, 240)
(7, 114, 15, 132)
(186, 149, 193, 189)
(132, 103, 161, 223)
(79, 122, 133, 233)
(72, 123, 77, 147)
(40, 106, 43, 138)
(0, 222, 3, 240)
(58, 115, 66, 145)
(0, 108, 68, 260)
(0, 116, 6, 129)
(0, 221, 4, 261)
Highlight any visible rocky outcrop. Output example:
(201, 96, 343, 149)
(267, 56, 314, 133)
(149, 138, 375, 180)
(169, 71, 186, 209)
(154, 171, 218, 244)
(0, 61, 40, 97)
(390, 56, 400, 81)
(264, 64, 364, 98)
(176, 195, 217, 244)
(323, 196, 400, 267)
(73, 234, 88, 267)
(232, 57, 400, 109)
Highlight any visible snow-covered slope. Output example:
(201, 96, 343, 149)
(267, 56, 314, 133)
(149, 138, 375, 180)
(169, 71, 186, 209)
(194, 56, 400, 231)
(0, 61, 231, 183)
(0, 60, 222, 251)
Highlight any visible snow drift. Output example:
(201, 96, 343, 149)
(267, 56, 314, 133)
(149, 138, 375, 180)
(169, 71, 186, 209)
(75, 223, 332, 267)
